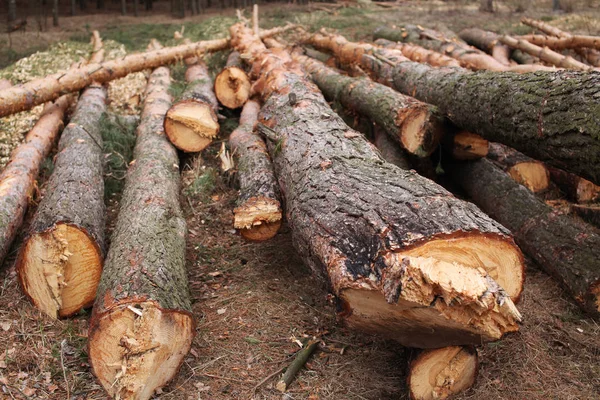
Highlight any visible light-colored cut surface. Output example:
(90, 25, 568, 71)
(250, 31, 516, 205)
(409, 346, 478, 400)
(89, 301, 194, 400)
(401, 110, 439, 155)
(164, 100, 218, 152)
(508, 162, 550, 193)
(19, 223, 102, 318)
(214, 67, 251, 109)
(452, 131, 489, 160)
(234, 198, 282, 241)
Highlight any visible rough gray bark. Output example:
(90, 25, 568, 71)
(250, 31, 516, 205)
(389, 62, 600, 185)
(450, 158, 600, 315)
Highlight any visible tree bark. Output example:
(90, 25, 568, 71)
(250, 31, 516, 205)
(450, 158, 600, 315)
(487, 142, 550, 194)
(458, 28, 511, 66)
(164, 61, 219, 152)
(387, 61, 600, 185)
(0, 25, 295, 118)
(510, 49, 540, 65)
(521, 17, 600, 67)
(121, 0, 127, 14)
(571, 204, 600, 228)
(499, 35, 595, 71)
(549, 167, 600, 204)
(294, 52, 444, 158)
(0, 95, 71, 267)
(8, 0, 17, 22)
(229, 100, 282, 241)
(71, 0, 77, 15)
(214, 51, 251, 109)
(134, 0, 139, 16)
(89, 54, 194, 400)
(52, 0, 59, 26)
(16, 34, 107, 320)
(408, 346, 478, 400)
(232, 23, 523, 348)
(374, 38, 462, 68)
(372, 126, 412, 170)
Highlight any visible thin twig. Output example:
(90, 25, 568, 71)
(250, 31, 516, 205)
(251, 366, 286, 395)
(60, 339, 70, 400)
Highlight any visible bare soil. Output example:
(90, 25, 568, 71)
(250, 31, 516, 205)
(1, 2, 600, 399)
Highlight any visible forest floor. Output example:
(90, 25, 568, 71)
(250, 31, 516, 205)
(1, 1, 600, 399)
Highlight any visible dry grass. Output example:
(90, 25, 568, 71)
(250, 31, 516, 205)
(1, 2, 600, 399)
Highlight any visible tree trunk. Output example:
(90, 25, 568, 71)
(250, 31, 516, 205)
(8, 0, 17, 22)
(0, 25, 295, 118)
(164, 61, 219, 152)
(52, 0, 59, 26)
(372, 126, 412, 170)
(229, 100, 282, 241)
(145, 0, 152, 10)
(214, 51, 251, 109)
(521, 17, 600, 67)
(487, 142, 550, 194)
(408, 346, 478, 400)
(374, 38, 462, 68)
(16, 34, 107, 320)
(387, 60, 600, 185)
(294, 52, 444, 157)
(510, 49, 539, 65)
(458, 28, 511, 66)
(134, 0, 139, 16)
(549, 167, 600, 204)
(121, 0, 127, 15)
(571, 204, 600, 228)
(499, 35, 594, 71)
(80, 0, 87, 10)
(0, 95, 72, 267)
(97, 0, 105, 9)
(71, 0, 76, 15)
(232, 23, 523, 348)
(89, 56, 194, 400)
(479, 0, 493, 12)
(450, 158, 600, 315)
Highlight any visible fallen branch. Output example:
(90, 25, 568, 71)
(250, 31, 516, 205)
(276, 340, 320, 392)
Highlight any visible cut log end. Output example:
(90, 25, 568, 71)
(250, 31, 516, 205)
(89, 301, 194, 400)
(340, 234, 523, 348)
(164, 99, 219, 152)
(577, 179, 600, 204)
(400, 108, 444, 157)
(508, 162, 550, 193)
(214, 66, 252, 109)
(17, 223, 102, 319)
(234, 197, 282, 241)
(408, 346, 478, 400)
(452, 131, 489, 160)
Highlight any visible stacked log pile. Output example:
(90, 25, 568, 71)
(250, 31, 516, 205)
(1, 13, 600, 400)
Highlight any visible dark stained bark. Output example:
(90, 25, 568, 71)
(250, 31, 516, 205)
(295, 53, 444, 157)
(571, 204, 600, 228)
(89, 64, 194, 400)
(229, 100, 282, 241)
(549, 167, 600, 204)
(17, 84, 106, 319)
(0, 95, 71, 267)
(487, 142, 550, 193)
(450, 158, 600, 315)
(388, 62, 600, 185)
(233, 23, 523, 348)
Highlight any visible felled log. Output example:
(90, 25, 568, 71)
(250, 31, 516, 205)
(89, 50, 194, 400)
(373, 126, 411, 170)
(229, 100, 282, 241)
(571, 204, 600, 228)
(549, 167, 600, 204)
(487, 142, 550, 194)
(510, 49, 540, 65)
(293, 51, 444, 157)
(373, 25, 508, 71)
(458, 28, 511, 66)
(0, 95, 72, 267)
(408, 346, 478, 400)
(447, 131, 488, 161)
(164, 60, 219, 152)
(233, 23, 523, 348)
(0, 25, 295, 118)
(374, 38, 462, 67)
(499, 35, 594, 71)
(518, 34, 600, 51)
(214, 51, 251, 109)
(521, 17, 600, 67)
(450, 158, 600, 315)
(386, 57, 600, 185)
(16, 33, 107, 319)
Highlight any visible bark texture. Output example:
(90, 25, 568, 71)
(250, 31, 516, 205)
(89, 63, 193, 400)
(0, 95, 71, 266)
(17, 84, 106, 319)
(450, 158, 600, 315)
(388, 61, 600, 185)
(549, 167, 600, 204)
(164, 60, 219, 152)
(519, 34, 600, 51)
(374, 38, 462, 68)
(487, 142, 550, 193)
(214, 51, 251, 109)
(0, 25, 294, 118)
(458, 28, 511, 66)
(295, 52, 444, 157)
(571, 204, 600, 228)
(233, 23, 523, 348)
(373, 126, 411, 170)
(229, 100, 282, 241)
